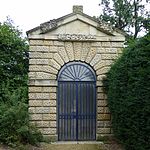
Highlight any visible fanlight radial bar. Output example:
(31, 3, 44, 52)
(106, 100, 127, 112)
(58, 62, 96, 81)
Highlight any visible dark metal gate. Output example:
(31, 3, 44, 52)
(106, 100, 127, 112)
(57, 62, 96, 141)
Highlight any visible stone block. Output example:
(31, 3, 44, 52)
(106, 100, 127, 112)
(34, 80, 57, 86)
(42, 128, 57, 135)
(97, 100, 108, 107)
(29, 100, 43, 106)
(105, 48, 117, 53)
(36, 93, 50, 99)
(28, 72, 36, 79)
(97, 114, 111, 121)
(42, 87, 56, 93)
(29, 46, 49, 52)
(105, 60, 113, 66)
(54, 41, 64, 46)
(97, 93, 105, 99)
(35, 121, 50, 127)
(36, 59, 49, 65)
(80, 42, 91, 61)
(97, 107, 104, 113)
(117, 48, 123, 54)
(97, 121, 104, 127)
(28, 107, 36, 113)
(101, 54, 118, 60)
(30, 52, 53, 59)
(96, 67, 110, 75)
(29, 93, 36, 99)
(44, 40, 53, 46)
(96, 81, 103, 86)
(50, 107, 56, 113)
(36, 107, 50, 114)
(74, 42, 82, 60)
(97, 48, 106, 53)
(90, 54, 101, 66)
(30, 114, 42, 121)
(29, 87, 42, 92)
(50, 93, 56, 99)
(93, 60, 105, 71)
(43, 114, 56, 120)
(104, 107, 110, 113)
(97, 128, 111, 134)
(49, 59, 61, 70)
(58, 47, 69, 63)
(112, 42, 124, 48)
(49, 46, 58, 52)
(50, 121, 57, 127)
(97, 87, 104, 93)
(29, 80, 35, 86)
(30, 40, 44, 45)
(101, 42, 111, 47)
(97, 75, 106, 81)
(86, 47, 97, 63)
(91, 42, 101, 47)
(29, 59, 36, 65)
(43, 100, 56, 107)
(65, 42, 74, 61)
(36, 72, 56, 80)
(54, 53, 64, 65)
(103, 121, 111, 127)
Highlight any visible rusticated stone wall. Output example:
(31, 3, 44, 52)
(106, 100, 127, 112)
(28, 39, 124, 140)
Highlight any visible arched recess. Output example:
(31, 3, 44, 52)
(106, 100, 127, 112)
(57, 61, 96, 141)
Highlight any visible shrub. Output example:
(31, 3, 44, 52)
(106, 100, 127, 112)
(103, 33, 150, 150)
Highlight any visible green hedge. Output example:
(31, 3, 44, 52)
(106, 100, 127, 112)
(104, 33, 150, 150)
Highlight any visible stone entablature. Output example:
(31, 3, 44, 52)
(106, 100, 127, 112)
(27, 5, 125, 141)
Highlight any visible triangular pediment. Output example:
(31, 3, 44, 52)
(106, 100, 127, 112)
(27, 9, 125, 41)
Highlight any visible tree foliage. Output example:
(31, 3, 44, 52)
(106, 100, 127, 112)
(103, 32, 150, 150)
(99, 0, 150, 38)
(0, 19, 42, 147)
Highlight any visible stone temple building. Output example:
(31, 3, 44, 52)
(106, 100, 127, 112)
(27, 5, 125, 141)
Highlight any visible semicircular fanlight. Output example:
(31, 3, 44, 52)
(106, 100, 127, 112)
(58, 62, 96, 81)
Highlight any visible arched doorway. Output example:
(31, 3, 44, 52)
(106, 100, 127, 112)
(57, 62, 96, 141)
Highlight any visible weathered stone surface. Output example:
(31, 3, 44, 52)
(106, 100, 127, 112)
(91, 42, 101, 47)
(112, 42, 124, 48)
(44, 40, 53, 46)
(50, 93, 56, 99)
(105, 48, 117, 53)
(30, 52, 53, 59)
(43, 114, 56, 120)
(29, 93, 36, 99)
(101, 54, 118, 60)
(97, 93, 105, 99)
(36, 93, 50, 99)
(65, 42, 74, 61)
(58, 47, 69, 63)
(29, 59, 49, 65)
(30, 40, 44, 45)
(36, 121, 50, 127)
(30, 114, 42, 121)
(42, 128, 57, 135)
(97, 100, 108, 107)
(42, 87, 56, 93)
(29, 100, 43, 106)
(80, 42, 91, 61)
(36, 107, 50, 114)
(97, 87, 104, 93)
(96, 67, 110, 75)
(97, 114, 111, 120)
(90, 54, 101, 66)
(34, 80, 57, 86)
(49, 46, 58, 52)
(28, 107, 36, 113)
(97, 48, 106, 54)
(49, 59, 61, 70)
(74, 42, 82, 60)
(97, 75, 106, 81)
(104, 107, 110, 113)
(29, 87, 42, 92)
(30, 46, 49, 52)
(50, 121, 56, 127)
(28, 72, 36, 79)
(93, 60, 105, 70)
(101, 42, 111, 47)
(43, 100, 56, 107)
(96, 81, 103, 86)
(50, 107, 56, 113)
(86, 47, 97, 63)
(36, 72, 56, 80)
(29, 65, 58, 75)
(97, 107, 104, 113)
(53, 41, 64, 46)
(97, 128, 111, 134)
(54, 53, 64, 65)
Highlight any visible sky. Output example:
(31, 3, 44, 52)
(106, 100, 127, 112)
(0, 0, 100, 36)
